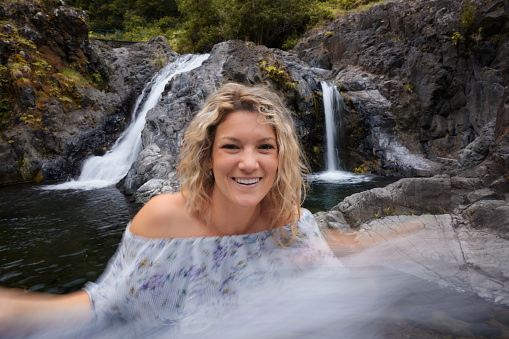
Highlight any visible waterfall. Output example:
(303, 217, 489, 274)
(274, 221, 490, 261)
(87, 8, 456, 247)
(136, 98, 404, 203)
(321, 81, 342, 172)
(312, 81, 369, 183)
(47, 53, 209, 190)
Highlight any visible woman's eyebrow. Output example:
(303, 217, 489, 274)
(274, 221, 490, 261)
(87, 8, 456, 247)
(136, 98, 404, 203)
(219, 137, 241, 143)
(219, 137, 276, 142)
(259, 137, 277, 143)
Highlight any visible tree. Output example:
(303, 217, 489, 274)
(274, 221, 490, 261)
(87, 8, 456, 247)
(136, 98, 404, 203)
(224, 0, 314, 48)
(175, 0, 225, 52)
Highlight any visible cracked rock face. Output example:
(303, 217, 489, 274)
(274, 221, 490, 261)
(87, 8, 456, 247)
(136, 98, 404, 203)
(295, 0, 509, 175)
(0, 0, 178, 184)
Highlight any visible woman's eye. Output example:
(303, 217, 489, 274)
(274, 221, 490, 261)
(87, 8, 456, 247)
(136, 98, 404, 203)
(260, 144, 276, 150)
(221, 144, 238, 150)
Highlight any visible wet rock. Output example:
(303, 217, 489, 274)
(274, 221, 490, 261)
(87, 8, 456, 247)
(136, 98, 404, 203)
(460, 200, 509, 239)
(335, 175, 452, 227)
(0, 141, 21, 183)
(17, 27, 43, 46)
(456, 121, 496, 170)
(334, 67, 442, 175)
(314, 210, 350, 231)
(16, 86, 36, 109)
(124, 144, 176, 195)
(131, 177, 179, 204)
(39, 156, 69, 182)
(464, 188, 505, 204)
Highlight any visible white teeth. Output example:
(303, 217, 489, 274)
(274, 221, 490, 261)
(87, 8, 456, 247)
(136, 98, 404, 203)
(234, 178, 261, 185)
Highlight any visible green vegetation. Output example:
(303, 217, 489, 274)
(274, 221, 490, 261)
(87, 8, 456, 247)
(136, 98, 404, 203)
(0, 21, 94, 131)
(452, 0, 480, 49)
(150, 51, 170, 70)
(89, 29, 156, 42)
(354, 163, 367, 174)
(259, 59, 296, 91)
(461, 0, 475, 33)
(0, 98, 9, 124)
(66, 0, 387, 53)
(452, 31, 463, 46)
(0, 0, 388, 135)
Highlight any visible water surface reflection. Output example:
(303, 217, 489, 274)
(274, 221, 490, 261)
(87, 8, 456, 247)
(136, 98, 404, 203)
(0, 184, 140, 293)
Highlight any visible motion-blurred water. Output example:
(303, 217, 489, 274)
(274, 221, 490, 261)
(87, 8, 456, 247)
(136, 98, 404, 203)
(1, 182, 509, 338)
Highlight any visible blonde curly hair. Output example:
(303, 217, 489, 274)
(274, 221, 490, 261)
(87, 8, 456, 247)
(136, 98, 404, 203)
(178, 83, 309, 244)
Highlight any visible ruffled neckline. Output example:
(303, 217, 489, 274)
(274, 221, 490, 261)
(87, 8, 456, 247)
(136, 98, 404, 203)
(125, 208, 311, 243)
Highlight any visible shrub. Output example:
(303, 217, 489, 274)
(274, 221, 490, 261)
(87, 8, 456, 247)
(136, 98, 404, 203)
(461, 0, 475, 33)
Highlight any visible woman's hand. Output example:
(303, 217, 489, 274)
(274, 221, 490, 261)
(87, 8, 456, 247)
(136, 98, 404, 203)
(0, 287, 92, 336)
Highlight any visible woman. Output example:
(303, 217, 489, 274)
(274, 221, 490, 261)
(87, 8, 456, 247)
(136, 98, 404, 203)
(0, 83, 340, 337)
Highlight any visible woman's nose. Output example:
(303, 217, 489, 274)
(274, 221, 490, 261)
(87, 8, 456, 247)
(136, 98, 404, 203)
(238, 149, 259, 171)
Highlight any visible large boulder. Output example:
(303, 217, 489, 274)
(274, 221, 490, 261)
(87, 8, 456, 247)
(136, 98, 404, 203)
(331, 175, 453, 228)
(314, 170, 509, 307)
(330, 214, 509, 307)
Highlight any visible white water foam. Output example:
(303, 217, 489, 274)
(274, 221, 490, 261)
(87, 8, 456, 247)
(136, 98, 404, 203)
(311, 170, 373, 183)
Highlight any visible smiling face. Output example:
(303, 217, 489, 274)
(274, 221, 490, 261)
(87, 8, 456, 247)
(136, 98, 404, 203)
(209, 110, 278, 210)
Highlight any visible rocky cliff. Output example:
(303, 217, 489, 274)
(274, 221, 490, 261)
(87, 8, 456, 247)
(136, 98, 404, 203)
(296, 0, 509, 176)
(2, 0, 508, 187)
(122, 0, 509, 198)
(0, 0, 177, 184)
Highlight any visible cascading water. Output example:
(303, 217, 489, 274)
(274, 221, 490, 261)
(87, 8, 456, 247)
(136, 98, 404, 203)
(47, 53, 209, 190)
(321, 81, 342, 171)
(311, 81, 369, 183)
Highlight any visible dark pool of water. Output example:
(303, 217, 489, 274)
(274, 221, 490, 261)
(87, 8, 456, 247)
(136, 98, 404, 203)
(0, 183, 140, 293)
(1, 179, 509, 338)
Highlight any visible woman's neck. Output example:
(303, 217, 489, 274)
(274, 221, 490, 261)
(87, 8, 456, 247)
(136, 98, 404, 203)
(207, 202, 270, 236)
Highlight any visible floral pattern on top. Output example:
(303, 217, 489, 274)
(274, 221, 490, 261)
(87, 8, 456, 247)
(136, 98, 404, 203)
(84, 208, 340, 336)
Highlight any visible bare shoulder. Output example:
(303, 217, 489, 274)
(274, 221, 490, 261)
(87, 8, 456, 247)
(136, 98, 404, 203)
(130, 193, 193, 239)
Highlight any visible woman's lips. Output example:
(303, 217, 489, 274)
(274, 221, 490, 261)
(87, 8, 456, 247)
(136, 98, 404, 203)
(233, 177, 261, 185)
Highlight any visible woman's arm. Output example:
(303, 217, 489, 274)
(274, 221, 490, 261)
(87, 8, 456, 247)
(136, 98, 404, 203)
(0, 287, 92, 336)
